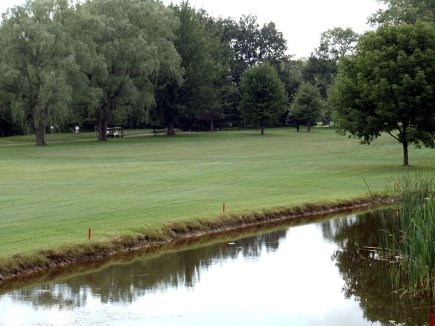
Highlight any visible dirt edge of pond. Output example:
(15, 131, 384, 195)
(0, 195, 395, 284)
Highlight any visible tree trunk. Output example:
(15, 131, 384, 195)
(210, 119, 214, 132)
(35, 119, 46, 146)
(307, 120, 313, 132)
(35, 127, 46, 146)
(400, 127, 409, 167)
(167, 120, 175, 136)
(97, 116, 108, 141)
(403, 140, 409, 167)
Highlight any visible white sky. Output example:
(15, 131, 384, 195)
(0, 0, 382, 58)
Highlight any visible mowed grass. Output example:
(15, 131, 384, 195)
(0, 128, 433, 259)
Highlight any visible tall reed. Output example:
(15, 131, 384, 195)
(381, 173, 434, 299)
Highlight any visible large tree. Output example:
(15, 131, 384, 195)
(153, 3, 228, 135)
(239, 63, 286, 135)
(329, 22, 435, 167)
(276, 59, 304, 101)
(0, 0, 77, 145)
(221, 15, 288, 128)
(84, 0, 181, 140)
(61, 1, 108, 132)
(304, 27, 359, 100)
(315, 27, 359, 63)
(303, 28, 359, 126)
(223, 15, 288, 85)
(302, 56, 337, 99)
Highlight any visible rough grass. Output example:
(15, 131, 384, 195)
(0, 128, 433, 261)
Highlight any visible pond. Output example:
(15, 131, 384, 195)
(0, 209, 432, 325)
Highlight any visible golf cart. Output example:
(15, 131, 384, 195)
(106, 127, 124, 138)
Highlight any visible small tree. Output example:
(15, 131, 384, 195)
(329, 22, 435, 167)
(239, 63, 286, 135)
(289, 82, 323, 132)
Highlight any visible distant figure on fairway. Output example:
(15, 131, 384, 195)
(75, 125, 80, 134)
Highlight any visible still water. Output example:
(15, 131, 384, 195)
(0, 210, 431, 325)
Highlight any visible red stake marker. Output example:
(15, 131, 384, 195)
(430, 313, 434, 326)
(88, 227, 91, 240)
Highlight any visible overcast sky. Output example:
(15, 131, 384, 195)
(0, 0, 382, 58)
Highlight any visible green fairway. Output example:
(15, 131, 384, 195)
(0, 128, 434, 259)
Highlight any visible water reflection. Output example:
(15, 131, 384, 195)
(324, 210, 432, 325)
(7, 230, 287, 310)
(1, 210, 432, 325)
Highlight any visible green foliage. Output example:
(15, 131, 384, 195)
(239, 63, 287, 134)
(218, 15, 289, 127)
(153, 2, 228, 134)
(303, 27, 359, 102)
(380, 173, 434, 299)
(289, 82, 323, 131)
(0, 0, 77, 145)
(84, 0, 181, 140)
(0, 0, 295, 136)
(302, 56, 337, 98)
(0, 0, 181, 142)
(369, 0, 435, 25)
(315, 27, 359, 62)
(276, 59, 304, 101)
(303, 27, 359, 106)
(63, 3, 110, 129)
(222, 15, 288, 84)
(330, 22, 435, 166)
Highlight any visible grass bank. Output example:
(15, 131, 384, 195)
(0, 128, 433, 277)
(0, 197, 391, 282)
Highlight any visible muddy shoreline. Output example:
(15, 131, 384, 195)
(0, 196, 395, 287)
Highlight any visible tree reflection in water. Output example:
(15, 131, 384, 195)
(7, 209, 433, 324)
(9, 230, 286, 310)
(323, 209, 432, 325)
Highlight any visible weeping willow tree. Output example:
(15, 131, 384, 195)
(0, 0, 182, 143)
(0, 0, 76, 145)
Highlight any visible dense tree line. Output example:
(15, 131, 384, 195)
(0, 0, 432, 160)
(0, 0, 273, 142)
(0, 0, 347, 144)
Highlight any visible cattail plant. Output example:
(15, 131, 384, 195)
(380, 173, 434, 299)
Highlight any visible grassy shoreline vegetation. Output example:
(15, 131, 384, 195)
(380, 174, 435, 299)
(0, 128, 434, 279)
